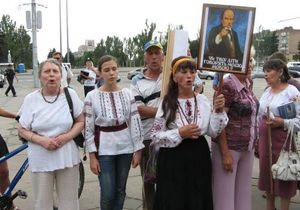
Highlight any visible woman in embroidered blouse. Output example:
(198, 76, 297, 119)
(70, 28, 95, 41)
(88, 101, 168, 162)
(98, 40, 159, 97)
(258, 59, 300, 210)
(150, 56, 228, 210)
(18, 59, 84, 210)
(211, 59, 259, 210)
(84, 55, 144, 210)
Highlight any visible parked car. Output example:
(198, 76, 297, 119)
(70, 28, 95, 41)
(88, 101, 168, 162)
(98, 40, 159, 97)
(288, 66, 300, 78)
(198, 70, 215, 80)
(251, 66, 265, 79)
(127, 68, 143, 80)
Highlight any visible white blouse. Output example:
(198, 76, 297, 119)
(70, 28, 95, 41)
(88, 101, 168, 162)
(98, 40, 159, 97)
(151, 94, 228, 148)
(19, 89, 83, 172)
(84, 88, 144, 155)
(259, 85, 300, 131)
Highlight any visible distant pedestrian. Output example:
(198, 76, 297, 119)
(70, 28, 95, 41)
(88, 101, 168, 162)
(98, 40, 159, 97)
(4, 64, 18, 97)
(53, 52, 73, 87)
(80, 57, 97, 96)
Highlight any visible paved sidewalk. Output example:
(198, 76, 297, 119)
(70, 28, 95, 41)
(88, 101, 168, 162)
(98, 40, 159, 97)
(1, 71, 300, 210)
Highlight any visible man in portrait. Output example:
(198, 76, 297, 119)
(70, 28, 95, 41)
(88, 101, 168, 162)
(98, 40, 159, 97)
(207, 8, 243, 63)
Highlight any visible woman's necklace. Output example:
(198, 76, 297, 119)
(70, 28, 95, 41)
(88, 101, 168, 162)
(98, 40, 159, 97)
(41, 88, 60, 104)
(177, 93, 198, 125)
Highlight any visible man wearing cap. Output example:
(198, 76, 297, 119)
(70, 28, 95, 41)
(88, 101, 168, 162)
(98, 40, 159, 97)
(130, 40, 164, 210)
(80, 57, 97, 96)
(52, 52, 73, 87)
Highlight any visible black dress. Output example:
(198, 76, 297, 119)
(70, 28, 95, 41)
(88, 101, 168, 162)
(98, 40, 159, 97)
(154, 136, 213, 210)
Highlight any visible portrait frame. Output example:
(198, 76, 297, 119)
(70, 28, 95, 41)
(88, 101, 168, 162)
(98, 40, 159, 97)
(197, 4, 256, 74)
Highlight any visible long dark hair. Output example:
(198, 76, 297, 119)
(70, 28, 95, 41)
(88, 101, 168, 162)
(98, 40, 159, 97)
(162, 56, 196, 128)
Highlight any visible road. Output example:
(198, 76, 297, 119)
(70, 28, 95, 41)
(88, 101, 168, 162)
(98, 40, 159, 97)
(1, 68, 300, 210)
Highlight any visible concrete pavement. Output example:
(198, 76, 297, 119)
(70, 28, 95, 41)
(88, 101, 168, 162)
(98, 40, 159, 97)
(1, 69, 300, 210)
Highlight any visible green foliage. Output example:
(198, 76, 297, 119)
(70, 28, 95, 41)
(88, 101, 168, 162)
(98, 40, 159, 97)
(63, 50, 75, 66)
(0, 15, 32, 68)
(292, 42, 300, 61)
(253, 30, 278, 62)
(189, 39, 199, 59)
(47, 48, 57, 59)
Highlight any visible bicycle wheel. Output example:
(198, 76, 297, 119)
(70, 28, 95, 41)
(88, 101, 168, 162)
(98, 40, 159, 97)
(78, 161, 85, 198)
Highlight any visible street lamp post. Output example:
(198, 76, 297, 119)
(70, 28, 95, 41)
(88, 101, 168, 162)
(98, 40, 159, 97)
(66, 0, 70, 63)
(59, 0, 62, 53)
(31, 0, 39, 88)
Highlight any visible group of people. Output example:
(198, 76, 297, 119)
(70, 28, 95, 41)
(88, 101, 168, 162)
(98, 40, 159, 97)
(1, 38, 300, 210)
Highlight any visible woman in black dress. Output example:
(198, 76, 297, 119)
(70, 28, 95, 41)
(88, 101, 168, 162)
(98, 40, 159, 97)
(150, 56, 228, 210)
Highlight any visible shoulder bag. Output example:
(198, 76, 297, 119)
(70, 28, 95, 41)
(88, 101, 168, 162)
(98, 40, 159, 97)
(272, 120, 300, 181)
(64, 87, 85, 148)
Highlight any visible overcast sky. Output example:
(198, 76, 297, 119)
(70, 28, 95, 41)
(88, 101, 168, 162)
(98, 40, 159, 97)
(1, 0, 300, 61)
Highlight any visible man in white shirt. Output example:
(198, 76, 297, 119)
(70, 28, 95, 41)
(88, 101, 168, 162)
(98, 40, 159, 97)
(53, 52, 73, 87)
(130, 40, 164, 210)
(80, 57, 97, 96)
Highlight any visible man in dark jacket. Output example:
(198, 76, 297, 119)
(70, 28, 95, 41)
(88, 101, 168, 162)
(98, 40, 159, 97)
(4, 64, 18, 97)
(207, 8, 243, 62)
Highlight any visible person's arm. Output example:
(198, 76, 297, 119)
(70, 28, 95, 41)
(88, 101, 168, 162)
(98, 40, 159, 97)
(14, 74, 18, 82)
(217, 129, 233, 172)
(137, 105, 158, 119)
(0, 107, 17, 119)
(66, 67, 73, 85)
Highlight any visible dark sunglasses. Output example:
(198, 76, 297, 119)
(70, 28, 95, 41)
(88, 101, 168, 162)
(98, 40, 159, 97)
(53, 57, 61, 60)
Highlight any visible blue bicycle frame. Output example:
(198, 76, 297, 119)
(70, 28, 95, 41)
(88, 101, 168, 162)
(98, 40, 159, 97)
(0, 143, 28, 198)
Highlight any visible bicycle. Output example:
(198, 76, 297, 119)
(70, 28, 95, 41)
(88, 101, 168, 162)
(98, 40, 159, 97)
(0, 143, 85, 210)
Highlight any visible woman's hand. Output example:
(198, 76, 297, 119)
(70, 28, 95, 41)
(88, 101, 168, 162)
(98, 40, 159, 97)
(39, 136, 59, 150)
(53, 133, 69, 148)
(89, 153, 101, 175)
(266, 116, 284, 128)
(131, 150, 142, 168)
(222, 151, 233, 172)
(179, 123, 200, 139)
(214, 94, 225, 113)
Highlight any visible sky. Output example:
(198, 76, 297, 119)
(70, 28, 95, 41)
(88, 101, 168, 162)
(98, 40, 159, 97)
(1, 0, 300, 62)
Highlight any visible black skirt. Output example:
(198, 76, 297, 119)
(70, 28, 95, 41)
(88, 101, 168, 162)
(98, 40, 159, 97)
(154, 136, 213, 210)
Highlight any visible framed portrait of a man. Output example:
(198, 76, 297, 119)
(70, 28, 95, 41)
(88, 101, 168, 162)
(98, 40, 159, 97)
(198, 4, 256, 74)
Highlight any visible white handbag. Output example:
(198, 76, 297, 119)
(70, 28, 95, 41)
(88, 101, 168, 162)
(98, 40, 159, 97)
(272, 120, 300, 181)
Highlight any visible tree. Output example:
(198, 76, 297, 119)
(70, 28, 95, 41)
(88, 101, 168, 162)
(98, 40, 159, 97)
(189, 39, 199, 59)
(253, 30, 278, 63)
(47, 48, 57, 59)
(132, 20, 156, 66)
(0, 15, 32, 68)
(63, 50, 75, 66)
(292, 41, 300, 61)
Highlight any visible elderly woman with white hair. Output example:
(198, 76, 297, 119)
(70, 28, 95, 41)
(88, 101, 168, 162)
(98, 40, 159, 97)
(18, 58, 84, 210)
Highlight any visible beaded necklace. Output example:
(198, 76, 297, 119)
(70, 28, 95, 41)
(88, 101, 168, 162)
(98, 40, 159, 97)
(177, 93, 198, 125)
(41, 88, 60, 104)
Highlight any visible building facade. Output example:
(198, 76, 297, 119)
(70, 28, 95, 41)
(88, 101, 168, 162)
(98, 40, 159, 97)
(276, 27, 300, 61)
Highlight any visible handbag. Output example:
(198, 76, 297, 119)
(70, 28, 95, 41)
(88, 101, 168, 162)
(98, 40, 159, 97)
(144, 143, 160, 184)
(64, 87, 85, 148)
(272, 120, 300, 181)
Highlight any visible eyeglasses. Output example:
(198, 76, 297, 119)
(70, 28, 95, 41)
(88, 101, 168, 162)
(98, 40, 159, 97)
(53, 57, 61, 60)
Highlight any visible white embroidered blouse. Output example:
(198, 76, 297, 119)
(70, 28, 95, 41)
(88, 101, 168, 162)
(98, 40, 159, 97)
(84, 88, 144, 155)
(150, 94, 228, 148)
(259, 84, 300, 131)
